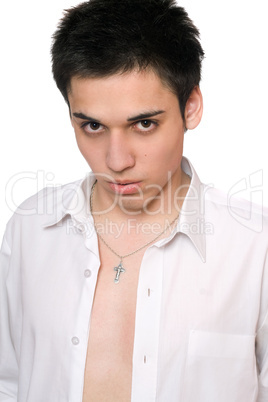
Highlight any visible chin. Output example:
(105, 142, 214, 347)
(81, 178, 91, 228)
(117, 198, 145, 216)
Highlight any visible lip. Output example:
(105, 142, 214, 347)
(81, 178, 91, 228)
(108, 181, 142, 195)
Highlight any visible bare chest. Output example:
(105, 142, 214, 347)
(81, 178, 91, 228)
(82, 246, 143, 402)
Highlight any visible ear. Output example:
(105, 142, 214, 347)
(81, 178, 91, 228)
(184, 86, 203, 130)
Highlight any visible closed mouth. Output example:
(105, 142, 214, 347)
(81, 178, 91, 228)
(111, 181, 139, 185)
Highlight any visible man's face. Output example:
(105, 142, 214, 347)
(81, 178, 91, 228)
(69, 70, 188, 215)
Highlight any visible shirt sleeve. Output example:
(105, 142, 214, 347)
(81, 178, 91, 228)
(0, 233, 18, 401)
(256, 250, 268, 401)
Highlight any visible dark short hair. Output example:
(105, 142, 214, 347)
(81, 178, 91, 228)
(51, 0, 204, 118)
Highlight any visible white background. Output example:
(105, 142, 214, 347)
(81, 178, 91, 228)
(0, 0, 268, 240)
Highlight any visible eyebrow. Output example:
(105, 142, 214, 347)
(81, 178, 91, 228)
(127, 110, 165, 121)
(72, 112, 100, 123)
(72, 110, 165, 123)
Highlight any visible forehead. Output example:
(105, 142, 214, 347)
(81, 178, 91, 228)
(68, 70, 179, 117)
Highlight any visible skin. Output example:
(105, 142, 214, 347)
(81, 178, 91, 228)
(68, 69, 203, 224)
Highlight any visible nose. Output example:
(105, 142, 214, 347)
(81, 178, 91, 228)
(106, 131, 135, 173)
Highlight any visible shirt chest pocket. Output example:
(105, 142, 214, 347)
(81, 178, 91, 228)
(181, 330, 258, 402)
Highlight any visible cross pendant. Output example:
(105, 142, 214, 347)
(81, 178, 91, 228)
(114, 262, 125, 284)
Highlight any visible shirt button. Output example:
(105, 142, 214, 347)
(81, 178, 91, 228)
(76, 223, 85, 233)
(84, 269, 91, 278)
(71, 337, 80, 346)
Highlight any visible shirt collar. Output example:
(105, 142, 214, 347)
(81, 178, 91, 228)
(177, 157, 207, 262)
(42, 173, 96, 228)
(42, 157, 207, 262)
(150, 157, 206, 262)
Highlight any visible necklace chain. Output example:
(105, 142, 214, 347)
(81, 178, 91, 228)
(90, 180, 180, 261)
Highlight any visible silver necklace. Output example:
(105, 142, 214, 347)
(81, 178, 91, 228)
(90, 180, 180, 283)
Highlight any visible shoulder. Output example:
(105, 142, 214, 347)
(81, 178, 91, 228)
(204, 184, 268, 240)
(4, 178, 83, 243)
(17, 179, 81, 211)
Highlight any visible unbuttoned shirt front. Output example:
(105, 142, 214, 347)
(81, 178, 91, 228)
(0, 157, 268, 402)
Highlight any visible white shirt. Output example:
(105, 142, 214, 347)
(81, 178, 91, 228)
(0, 157, 268, 402)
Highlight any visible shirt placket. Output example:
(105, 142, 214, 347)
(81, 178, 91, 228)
(68, 220, 101, 402)
(131, 245, 164, 402)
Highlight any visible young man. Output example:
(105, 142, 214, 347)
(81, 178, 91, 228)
(0, 0, 267, 401)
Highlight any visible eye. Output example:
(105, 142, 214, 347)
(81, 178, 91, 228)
(134, 120, 158, 132)
(81, 121, 104, 134)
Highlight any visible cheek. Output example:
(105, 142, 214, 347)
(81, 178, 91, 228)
(164, 129, 184, 160)
(74, 130, 85, 152)
(145, 133, 183, 162)
(74, 132, 105, 164)
(76, 139, 90, 161)
(146, 135, 183, 178)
